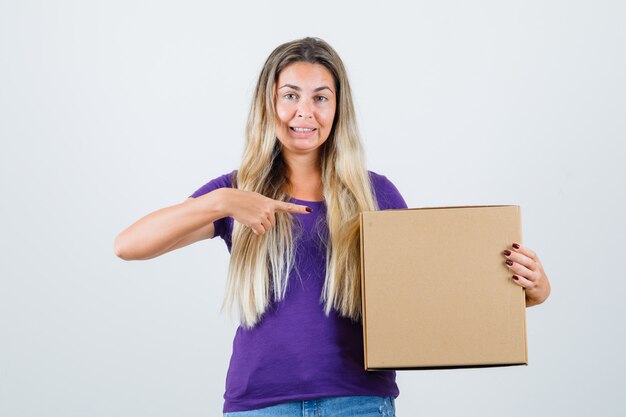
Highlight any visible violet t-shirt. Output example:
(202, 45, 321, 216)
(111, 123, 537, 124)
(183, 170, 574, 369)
(188, 170, 408, 413)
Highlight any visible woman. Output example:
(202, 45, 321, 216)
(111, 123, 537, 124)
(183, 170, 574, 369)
(114, 37, 551, 416)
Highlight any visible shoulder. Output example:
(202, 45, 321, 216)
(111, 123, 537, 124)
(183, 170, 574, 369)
(367, 170, 391, 187)
(367, 170, 400, 194)
(214, 169, 237, 187)
(367, 170, 408, 210)
(188, 169, 237, 199)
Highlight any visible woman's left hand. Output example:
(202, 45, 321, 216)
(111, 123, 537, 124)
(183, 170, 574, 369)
(502, 243, 551, 307)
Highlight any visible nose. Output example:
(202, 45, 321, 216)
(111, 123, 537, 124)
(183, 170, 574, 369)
(296, 101, 312, 118)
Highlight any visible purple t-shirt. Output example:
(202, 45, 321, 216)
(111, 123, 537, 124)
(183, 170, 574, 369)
(189, 170, 408, 413)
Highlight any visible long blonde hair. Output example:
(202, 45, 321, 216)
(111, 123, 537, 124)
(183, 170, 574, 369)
(222, 37, 379, 329)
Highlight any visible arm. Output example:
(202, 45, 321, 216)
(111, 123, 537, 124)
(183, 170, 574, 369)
(114, 188, 313, 261)
(114, 189, 228, 261)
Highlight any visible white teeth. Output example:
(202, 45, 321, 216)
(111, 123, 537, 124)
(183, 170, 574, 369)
(291, 127, 315, 132)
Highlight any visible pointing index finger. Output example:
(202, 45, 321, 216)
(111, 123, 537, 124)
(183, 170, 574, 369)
(275, 201, 312, 214)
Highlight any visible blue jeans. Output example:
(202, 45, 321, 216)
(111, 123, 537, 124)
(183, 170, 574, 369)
(223, 395, 396, 417)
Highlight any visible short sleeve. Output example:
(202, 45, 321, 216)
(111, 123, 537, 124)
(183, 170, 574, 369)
(368, 171, 408, 210)
(187, 170, 236, 246)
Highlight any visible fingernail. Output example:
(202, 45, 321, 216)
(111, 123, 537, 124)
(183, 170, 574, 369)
(505, 260, 514, 266)
(512, 275, 519, 280)
(305, 207, 312, 213)
(512, 243, 520, 249)
(502, 250, 511, 256)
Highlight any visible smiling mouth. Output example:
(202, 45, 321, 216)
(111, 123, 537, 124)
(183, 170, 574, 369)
(290, 127, 317, 132)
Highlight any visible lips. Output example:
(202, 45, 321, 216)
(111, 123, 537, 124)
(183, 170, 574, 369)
(289, 126, 317, 137)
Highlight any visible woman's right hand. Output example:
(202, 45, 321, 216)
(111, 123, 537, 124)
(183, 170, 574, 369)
(220, 188, 312, 236)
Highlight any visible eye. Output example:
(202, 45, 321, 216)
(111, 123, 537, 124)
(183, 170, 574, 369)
(284, 93, 297, 100)
(316, 96, 328, 102)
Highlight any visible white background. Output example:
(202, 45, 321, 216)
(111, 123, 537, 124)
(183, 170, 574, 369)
(1, 0, 624, 416)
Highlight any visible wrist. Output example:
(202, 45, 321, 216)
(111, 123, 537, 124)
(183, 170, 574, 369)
(210, 187, 233, 218)
(195, 187, 231, 220)
(525, 284, 549, 307)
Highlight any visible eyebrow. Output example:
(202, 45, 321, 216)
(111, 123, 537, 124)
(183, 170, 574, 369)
(278, 84, 334, 94)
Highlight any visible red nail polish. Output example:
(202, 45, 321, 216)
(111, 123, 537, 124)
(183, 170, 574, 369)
(512, 243, 520, 249)
(512, 275, 519, 280)
(305, 207, 312, 213)
(502, 250, 511, 256)
(506, 260, 513, 266)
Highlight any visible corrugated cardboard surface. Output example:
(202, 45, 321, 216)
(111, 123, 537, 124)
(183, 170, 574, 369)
(360, 205, 527, 370)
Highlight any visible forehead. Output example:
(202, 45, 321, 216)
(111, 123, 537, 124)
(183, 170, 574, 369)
(276, 62, 335, 88)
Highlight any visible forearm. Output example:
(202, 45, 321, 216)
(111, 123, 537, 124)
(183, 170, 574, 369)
(114, 189, 227, 260)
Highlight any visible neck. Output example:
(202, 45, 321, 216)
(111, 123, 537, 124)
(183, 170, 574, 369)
(282, 151, 324, 200)
(282, 150, 321, 179)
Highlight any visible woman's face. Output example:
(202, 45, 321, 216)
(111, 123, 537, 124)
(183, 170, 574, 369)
(274, 62, 337, 160)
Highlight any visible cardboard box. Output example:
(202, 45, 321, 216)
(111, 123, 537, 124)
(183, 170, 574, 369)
(359, 205, 527, 370)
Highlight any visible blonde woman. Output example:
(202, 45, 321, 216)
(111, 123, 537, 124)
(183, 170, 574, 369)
(114, 37, 551, 416)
